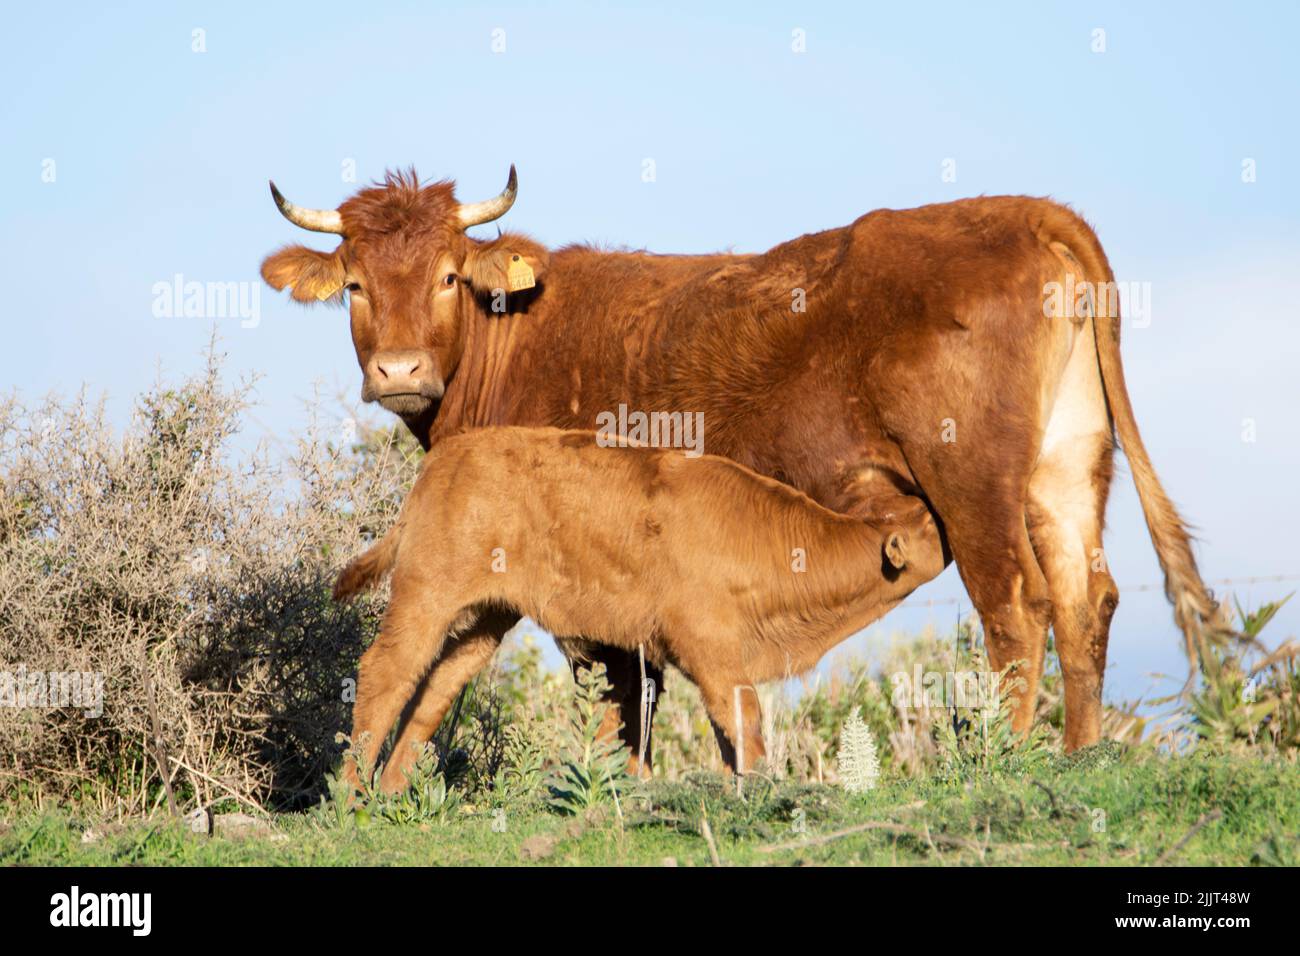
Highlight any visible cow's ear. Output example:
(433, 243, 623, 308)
(462, 233, 550, 296)
(261, 244, 347, 304)
(884, 531, 909, 570)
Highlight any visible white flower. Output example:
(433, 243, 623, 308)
(838, 706, 880, 793)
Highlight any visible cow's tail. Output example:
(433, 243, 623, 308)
(333, 521, 402, 602)
(1055, 219, 1229, 673)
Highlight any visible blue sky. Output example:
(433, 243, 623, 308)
(2, 1, 1297, 704)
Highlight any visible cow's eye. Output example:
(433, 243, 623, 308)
(442, 273, 457, 287)
(346, 282, 363, 294)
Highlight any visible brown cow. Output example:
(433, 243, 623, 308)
(332, 426, 946, 789)
(261, 167, 1221, 759)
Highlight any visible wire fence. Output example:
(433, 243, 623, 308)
(897, 574, 1300, 610)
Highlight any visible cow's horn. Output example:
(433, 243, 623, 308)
(269, 181, 344, 234)
(457, 165, 518, 228)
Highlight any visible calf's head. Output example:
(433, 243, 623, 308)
(261, 167, 548, 423)
(871, 495, 948, 587)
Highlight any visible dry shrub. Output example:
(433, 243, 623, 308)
(0, 346, 419, 813)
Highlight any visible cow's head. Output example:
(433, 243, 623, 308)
(260, 167, 548, 423)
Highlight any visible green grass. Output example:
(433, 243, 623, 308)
(5, 747, 1296, 866)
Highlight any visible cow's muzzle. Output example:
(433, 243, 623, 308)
(362, 349, 445, 416)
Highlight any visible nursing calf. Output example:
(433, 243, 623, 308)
(334, 426, 945, 789)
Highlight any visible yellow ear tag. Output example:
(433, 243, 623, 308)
(317, 284, 342, 302)
(506, 254, 535, 292)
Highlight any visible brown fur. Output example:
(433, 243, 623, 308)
(334, 427, 944, 788)
(264, 172, 1219, 755)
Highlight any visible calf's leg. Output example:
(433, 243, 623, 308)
(669, 624, 765, 773)
(379, 608, 516, 793)
(700, 683, 765, 774)
(346, 589, 465, 792)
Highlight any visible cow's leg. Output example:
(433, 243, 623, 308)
(877, 347, 1056, 733)
(1027, 320, 1120, 751)
(892, 447, 1052, 734)
(948, 511, 1053, 734)
(1027, 444, 1118, 751)
(570, 643, 663, 778)
(379, 609, 515, 794)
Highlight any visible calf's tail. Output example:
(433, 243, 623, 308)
(333, 522, 402, 602)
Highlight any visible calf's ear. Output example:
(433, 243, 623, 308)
(884, 532, 909, 570)
(261, 244, 347, 304)
(463, 233, 550, 296)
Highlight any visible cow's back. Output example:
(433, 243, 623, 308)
(440, 196, 1096, 525)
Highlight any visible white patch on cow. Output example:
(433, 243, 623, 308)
(1039, 314, 1106, 464)
(1030, 307, 1110, 604)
